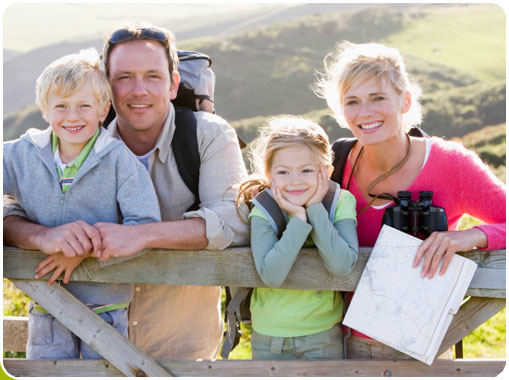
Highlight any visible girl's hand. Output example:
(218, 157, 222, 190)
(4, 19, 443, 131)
(412, 228, 488, 279)
(306, 166, 329, 208)
(271, 179, 307, 221)
(35, 252, 90, 285)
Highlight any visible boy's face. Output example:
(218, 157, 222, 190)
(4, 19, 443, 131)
(43, 83, 109, 159)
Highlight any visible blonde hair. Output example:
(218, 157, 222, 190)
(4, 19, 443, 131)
(36, 48, 111, 114)
(314, 41, 422, 131)
(237, 116, 332, 208)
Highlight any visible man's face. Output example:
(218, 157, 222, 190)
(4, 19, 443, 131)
(108, 39, 178, 135)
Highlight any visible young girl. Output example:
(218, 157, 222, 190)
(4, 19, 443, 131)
(238, 117, 359, 360)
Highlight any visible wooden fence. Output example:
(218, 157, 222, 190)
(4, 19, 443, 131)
(2, 246, 506, 377)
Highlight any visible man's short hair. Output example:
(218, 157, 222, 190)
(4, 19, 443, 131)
(102, 21, 179, 83)
(36, 48, 111, 113)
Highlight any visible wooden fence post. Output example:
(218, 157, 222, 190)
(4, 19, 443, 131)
(12, 280, 171, 377)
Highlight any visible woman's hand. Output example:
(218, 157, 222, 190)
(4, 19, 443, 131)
(413, 228, 488, 279)
(270, 179, 307, 222)
(35, 252, 90, 285)
(306, 166, 329, 208)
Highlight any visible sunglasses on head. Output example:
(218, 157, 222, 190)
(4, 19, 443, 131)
(108, 27, 168, 45)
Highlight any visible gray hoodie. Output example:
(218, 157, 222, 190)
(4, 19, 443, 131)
(3, 126, 161, 304)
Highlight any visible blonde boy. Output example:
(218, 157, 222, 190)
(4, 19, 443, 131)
(3, 48, 161, 359)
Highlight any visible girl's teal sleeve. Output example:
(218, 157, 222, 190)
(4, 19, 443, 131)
(307, 191, 358, 277)
(250, 214, 312, 288)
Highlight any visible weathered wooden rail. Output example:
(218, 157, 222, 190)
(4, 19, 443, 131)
(2, 246, 506, 377)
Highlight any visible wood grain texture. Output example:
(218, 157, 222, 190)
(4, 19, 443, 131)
(438, 297, 506, 355)
(3, 247, 505, 296)
(3, 358, 505, 377)
(11, 280, 171, 377)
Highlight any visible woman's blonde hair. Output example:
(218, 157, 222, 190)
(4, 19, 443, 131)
(314, 41, 422, 131)
(237, 116, 332, 209)
(36, 48, 111, 114)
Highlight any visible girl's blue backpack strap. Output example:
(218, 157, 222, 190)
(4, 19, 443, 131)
(323, 180, 341, 222)
(252, 189, 287, 238)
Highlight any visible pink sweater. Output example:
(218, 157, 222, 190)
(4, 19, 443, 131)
(341, 137, 506, 338)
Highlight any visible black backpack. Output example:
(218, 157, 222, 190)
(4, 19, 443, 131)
(220, 181, 341, 359)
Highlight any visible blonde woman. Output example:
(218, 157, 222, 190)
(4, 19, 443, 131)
(315, 41, 506, 359)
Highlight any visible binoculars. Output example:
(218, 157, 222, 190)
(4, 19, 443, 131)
(382, 191, 448, 237)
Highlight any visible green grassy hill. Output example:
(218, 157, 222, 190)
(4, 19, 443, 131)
(385, 4, 506, 82)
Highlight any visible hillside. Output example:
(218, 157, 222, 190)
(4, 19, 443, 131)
(2, 3, 371, 116)
(453, 124, 506, 183)
(4, 3, 505, 170)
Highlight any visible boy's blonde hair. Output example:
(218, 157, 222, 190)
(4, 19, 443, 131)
(237, 116, 332, 208)
(314, 41, 422, 131)
(36, 48, 111, 113)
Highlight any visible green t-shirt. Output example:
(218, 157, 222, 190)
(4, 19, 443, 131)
(249, 189, 357, 337)
(51, 128, 100, 194)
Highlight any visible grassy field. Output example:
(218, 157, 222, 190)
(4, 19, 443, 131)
(385, 4, 506, 83)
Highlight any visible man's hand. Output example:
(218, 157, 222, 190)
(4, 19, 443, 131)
(94, 222, 146, 261)
(34, 220, 102, 258)
(35, 252, 90, 285)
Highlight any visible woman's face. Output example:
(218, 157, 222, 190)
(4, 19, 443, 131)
(341, 76, 410, 146)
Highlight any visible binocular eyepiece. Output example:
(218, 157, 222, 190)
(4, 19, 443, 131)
(382, 191, 448, 237)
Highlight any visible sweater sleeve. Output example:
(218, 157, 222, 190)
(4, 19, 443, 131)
(307, 202, 358, 277)
(250, 215, 313, 288)
(116, 148, 161, 226)
(447, 140, 506, 250)
(3, 142, 29, 220)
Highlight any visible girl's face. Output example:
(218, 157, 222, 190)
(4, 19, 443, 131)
(341, 76, 411, 146)
(268, 145, 321, 206)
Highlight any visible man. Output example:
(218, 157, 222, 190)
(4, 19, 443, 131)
(3, 21, 249, 359)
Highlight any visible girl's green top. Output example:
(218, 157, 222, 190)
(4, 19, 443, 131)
(249, 189, 358, 337)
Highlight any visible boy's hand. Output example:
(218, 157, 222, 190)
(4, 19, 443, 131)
(94, 223, 146, 261)
(270, 179, 307, 222)
(306, 166, 329, 208)
(35, 221, 102, 258)
(35, 252, 90, 285)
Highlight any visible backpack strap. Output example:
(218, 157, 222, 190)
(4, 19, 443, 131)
(331, 138, 357, 186)
(408, 126, 429, 138)
(322, 180, 341, 221)
(173, 106, 201, 211)
(251, 189, 287, 238)
(103, 106, 201, 212)
(330, 127, 428, 188)
(251, 180, 340, 237)
(220, 287, 253, 359)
